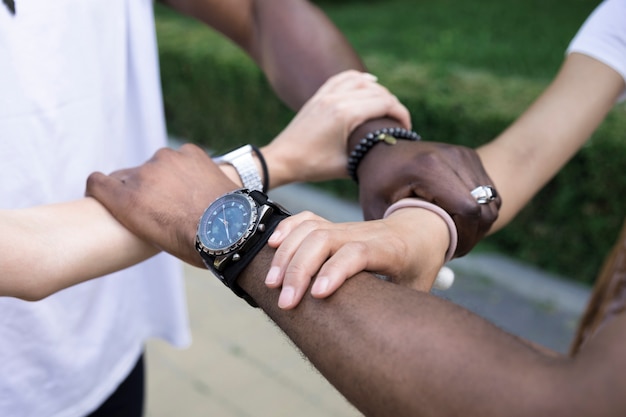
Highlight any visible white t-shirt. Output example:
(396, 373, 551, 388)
(567, 0, 626, 102)
(0, 1, 191, 416)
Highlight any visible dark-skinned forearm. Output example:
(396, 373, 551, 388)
(237, 246, 583, 417)
(162, 0, 365, 111)
(160, 0, 406, 181)
(249, 0, 365, 110)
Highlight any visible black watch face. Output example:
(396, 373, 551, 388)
(197, 192, 258, 254)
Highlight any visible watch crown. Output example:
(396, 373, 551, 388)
(232, 253, 241, 262)
(258, 223, 266, 232)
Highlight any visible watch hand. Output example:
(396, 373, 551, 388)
(222, 205, 231, 241)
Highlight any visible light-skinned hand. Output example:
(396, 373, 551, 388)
(265, 208, 450, 309)
(262, 70, 411, 187)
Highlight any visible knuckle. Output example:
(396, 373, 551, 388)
(284, 263, 312, 285)
(342, 69, 361, 79)
(454, 199, 482, 217)
(85, 172, 101, 189)
(300, 210, 320, 221)
(179, 142, 200, 153)
(413, 149, 441, 170)
(308, 228, 332, 242)
(153, 147, 175, 161)
(332, 102, 351, 119)
(344, 241, 369, 257)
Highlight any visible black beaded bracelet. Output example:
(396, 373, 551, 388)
(347, 127, 421, 182)
(250, 144, 269, 193)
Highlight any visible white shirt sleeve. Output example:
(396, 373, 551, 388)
(567, 0, 626, 102)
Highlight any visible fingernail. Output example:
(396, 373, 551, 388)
(278, 286, 295, 309)
(311, 276, 329, 295)
(265, 266, 280, 285)
(364, 73, 378, 81)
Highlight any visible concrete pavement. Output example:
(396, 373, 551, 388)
(145, 182, 592, 416)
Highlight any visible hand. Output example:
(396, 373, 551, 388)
(262, 70, 411, 187)
(355, 139, 501, 257)
(265, 208, 449, 309)
(86, 144, 238, 267)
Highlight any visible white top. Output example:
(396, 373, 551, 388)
(567, 0, 626, 102)
(0, 1, 190, 416)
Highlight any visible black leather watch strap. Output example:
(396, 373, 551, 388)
(223, 191, 290, 307)
(196, 190, 290, 307)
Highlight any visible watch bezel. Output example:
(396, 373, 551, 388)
(196, 190, 259, 257)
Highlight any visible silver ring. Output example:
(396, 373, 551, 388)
(471, 185, 497, 204)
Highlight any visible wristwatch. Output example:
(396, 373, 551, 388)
(195, 188, 291, 307)
(213, 145, 264, 192)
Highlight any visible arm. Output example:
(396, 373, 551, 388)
(161, 0, 364, 110)
(259, 70, 411, 186)
(478, 53, 625, 231)
(354, 53, 625, 253)
(264, 54, 625, 307)
(243, 248, 626, 417)
(362, 0, 626, 242)
(216, 69, 411, 188)
(0, 198, 158, 301)
(0, 70, 409, 300)
(86, 143, 626, 417)
(162, 0, 501, 255)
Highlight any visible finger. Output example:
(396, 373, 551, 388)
(265, 217, 329, 289)
(310, 242, 370, 298)
(317, 70, 378, 96)
(332, 89, 411, 134)
(406, 163, 480, 256)
(351, 93, 412, 130)
(85, 171, 128, 209)
(349, 82, 411, 129)
(177, 142, 206, 156)
(406, 145, 500, 256)
(445, 150, 501, 243)
(278, 228, 343, 309)
(267, 211, 321, 248)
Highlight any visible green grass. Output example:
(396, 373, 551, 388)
(155, 0, 625, 285)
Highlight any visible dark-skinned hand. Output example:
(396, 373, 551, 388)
(349, 122, 501, 258)
(86, 144, 238, 268)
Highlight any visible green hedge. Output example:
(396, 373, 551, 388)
(155, 1, 626, 285)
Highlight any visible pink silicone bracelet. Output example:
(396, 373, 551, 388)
(383, 198, 458, 263)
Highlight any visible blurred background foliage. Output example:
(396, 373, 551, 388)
(155, 0, 626, 285)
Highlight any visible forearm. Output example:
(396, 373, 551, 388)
(165, 0, 365, 111)
(0, 198, 158, 300)
(83, 142, 625, 415)
(163, 0, 410, 187)
(249, 0, 365, 109)
(478, 53, 625, 232)
(239, 247, 578, 417)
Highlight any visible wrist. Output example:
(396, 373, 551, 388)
(347, 127, 420, 182)
(346, 118, 407, 182)
(384, 199, 457, 263)
(383, 204, 453, 291)
(195, 189, 291, 307)
(260, 143, 291, 189)
(219, 164, 243, 187)
(347, 117, 403, 151)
